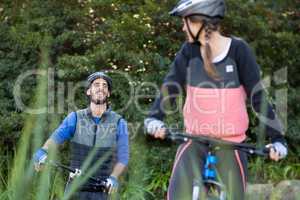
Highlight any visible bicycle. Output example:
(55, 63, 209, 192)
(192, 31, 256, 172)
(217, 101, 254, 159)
(47, 160, 108, 193)
(160, 129, 270, 200)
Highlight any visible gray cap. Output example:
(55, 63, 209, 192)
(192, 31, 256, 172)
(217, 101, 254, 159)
(169, 0, 225, 18)
(87, 71, 112, 92)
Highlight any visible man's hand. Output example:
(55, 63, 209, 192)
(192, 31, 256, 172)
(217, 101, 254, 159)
(144, 118, 166, 139)
(105, 176, 119, 194)
(33, 148, 48, 171)
(266, 142, 288, 161)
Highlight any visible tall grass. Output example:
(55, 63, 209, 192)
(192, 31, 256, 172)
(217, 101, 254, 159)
(0, 36, 152, 200)
(1, 38, 102, 200)
(0, 34, 298, 200)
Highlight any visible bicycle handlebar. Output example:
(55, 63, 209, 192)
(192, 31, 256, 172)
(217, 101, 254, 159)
(164, 129, 270, 157)
(48, 160, 107, 188)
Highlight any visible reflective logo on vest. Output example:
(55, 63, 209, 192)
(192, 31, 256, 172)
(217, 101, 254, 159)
(226, 65, 234, 73)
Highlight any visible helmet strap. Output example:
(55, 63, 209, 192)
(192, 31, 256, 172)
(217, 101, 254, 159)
(185, 17, 206, 43)
(195, 21, 206, 42)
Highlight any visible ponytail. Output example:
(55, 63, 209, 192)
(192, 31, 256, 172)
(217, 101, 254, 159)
(203, 23, 220, 80)
(189, 15, 221, 80)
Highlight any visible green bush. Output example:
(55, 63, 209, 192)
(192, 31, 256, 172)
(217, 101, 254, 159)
(0, 0, 299, 199)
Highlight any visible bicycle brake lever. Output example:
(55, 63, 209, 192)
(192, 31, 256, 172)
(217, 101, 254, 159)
(250, 147, 270, 156)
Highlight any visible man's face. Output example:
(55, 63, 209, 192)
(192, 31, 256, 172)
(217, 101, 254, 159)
(87, 78, 110, 105)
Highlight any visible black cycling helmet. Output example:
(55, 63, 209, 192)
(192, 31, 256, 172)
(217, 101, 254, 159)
(169, 0, 225, 18)
(87, 71, 112, 92)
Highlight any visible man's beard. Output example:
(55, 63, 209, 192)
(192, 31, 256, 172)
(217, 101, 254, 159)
(89, 95, 108, 105)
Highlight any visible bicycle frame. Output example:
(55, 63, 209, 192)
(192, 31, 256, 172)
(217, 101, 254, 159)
(164, 130, 270, 200)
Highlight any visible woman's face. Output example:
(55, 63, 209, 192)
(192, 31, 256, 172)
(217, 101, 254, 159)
(182, 18, 203, 43)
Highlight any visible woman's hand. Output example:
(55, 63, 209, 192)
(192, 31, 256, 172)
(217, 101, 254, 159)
(144, 118, 166, 139)
(266, 142, 288, 161)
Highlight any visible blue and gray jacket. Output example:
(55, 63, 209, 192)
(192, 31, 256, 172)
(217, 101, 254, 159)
(51, 107, 129, 183)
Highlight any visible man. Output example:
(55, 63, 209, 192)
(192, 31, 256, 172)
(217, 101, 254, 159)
(33, 71, 129, 200)
(144, 0, 287, 199)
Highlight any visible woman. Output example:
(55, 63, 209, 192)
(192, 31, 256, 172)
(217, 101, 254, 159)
(144, 0, 287, 199)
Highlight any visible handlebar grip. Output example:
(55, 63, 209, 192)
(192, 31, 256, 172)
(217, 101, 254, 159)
(165, 129, 190, 142)
(251, 147, 270, 157)
(164, 130, 174, 141)
(263, 147, 270, 154)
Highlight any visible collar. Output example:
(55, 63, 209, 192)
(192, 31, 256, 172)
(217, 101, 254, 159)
(86, 106, 111, 122)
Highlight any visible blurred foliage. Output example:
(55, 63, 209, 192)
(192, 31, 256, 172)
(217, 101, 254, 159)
(0, 0, 299, 199)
